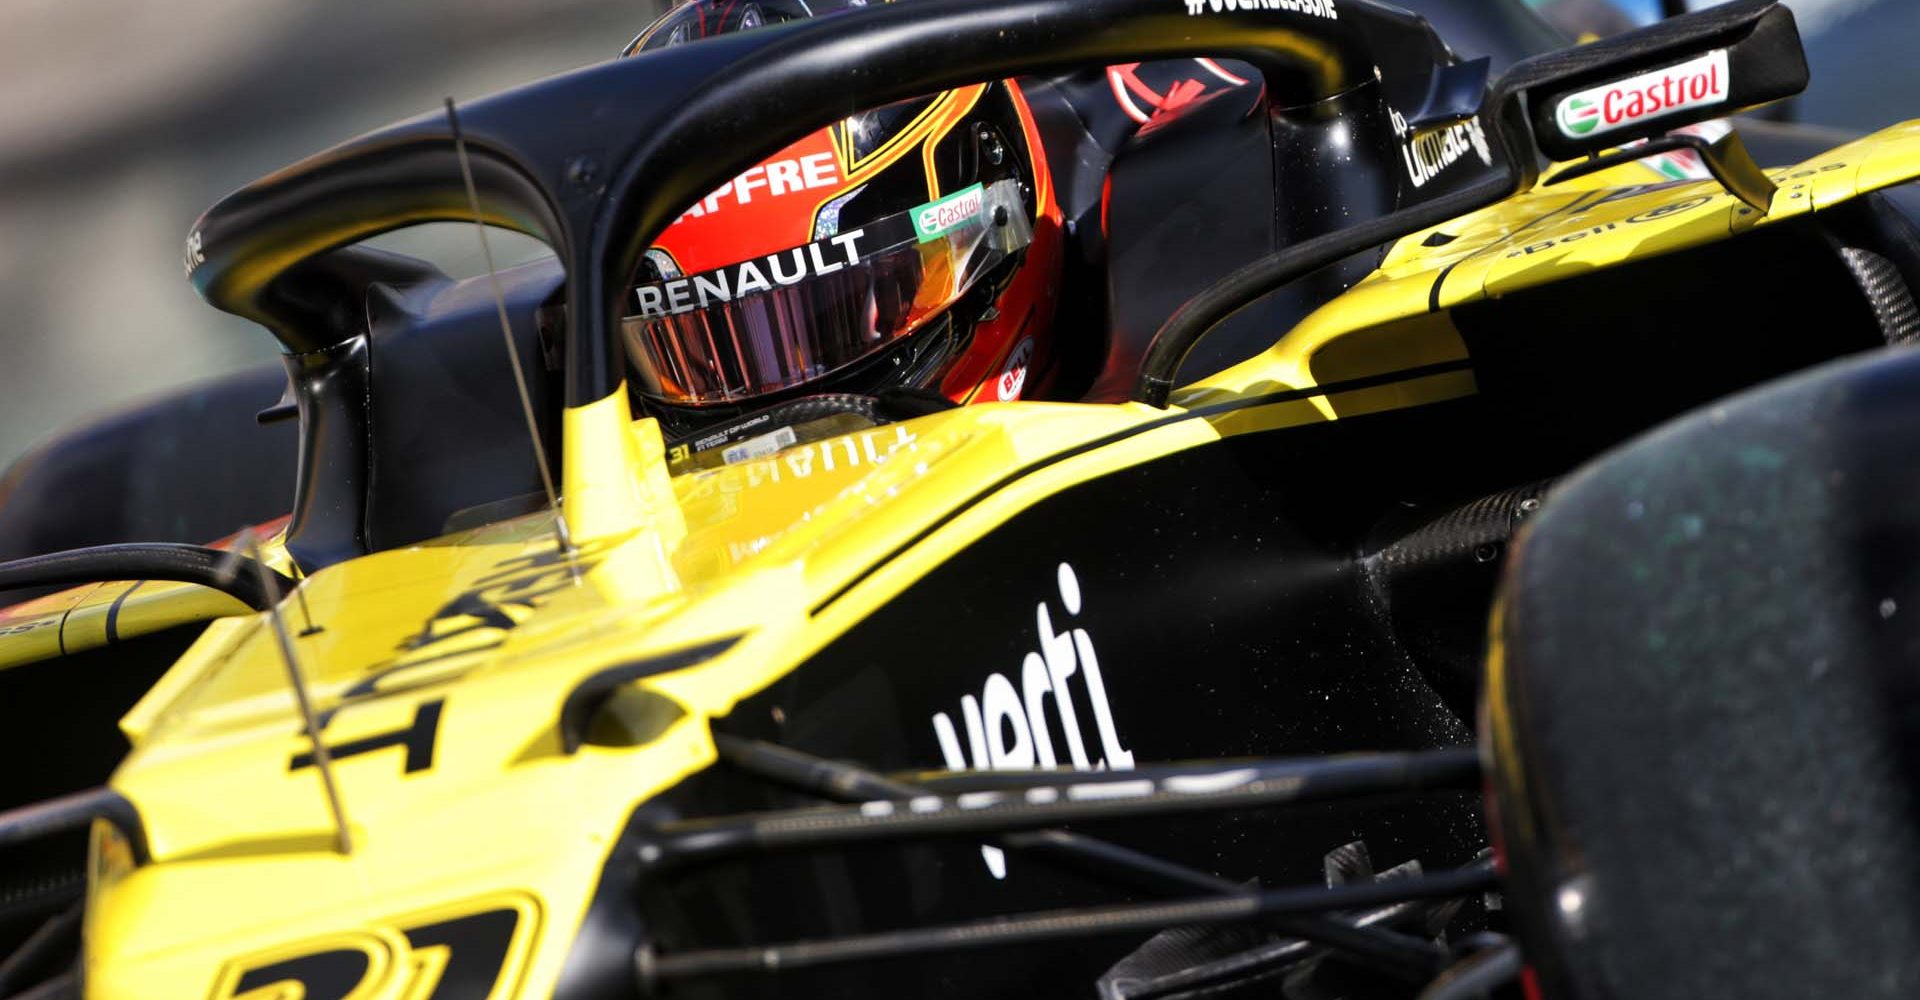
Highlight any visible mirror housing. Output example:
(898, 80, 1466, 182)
(1521, 0, 1807, 162)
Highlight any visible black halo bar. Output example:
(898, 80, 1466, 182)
(637, 862, 1498, 983)
(648, 748, 1480, 864)
(0, 543, 292, 612)
(713, 736, 1451, 978)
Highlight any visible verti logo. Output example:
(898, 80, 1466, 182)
(931, 562, 1133, 878)
(1559, 97, 1600, 137)
(1555, 49, 1729, 142)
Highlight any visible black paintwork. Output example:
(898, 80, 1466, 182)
(552, 407, 1490, 1000)
(1095, 81, 1280, 397)
(0, 626, 199, 961)
(279, 256, 559, 569)
(359, 259, 560, 554)
(282, 336, 376, 568)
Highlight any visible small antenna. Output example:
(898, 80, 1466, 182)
(445, 98, 578, 573)
(289, 560, 321, 636)
(218, 531, 352, 855)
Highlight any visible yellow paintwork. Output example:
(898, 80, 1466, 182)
(0, 580, 252, 670)
(0, 584, 95, 663)
(1, 121, 1914, 999)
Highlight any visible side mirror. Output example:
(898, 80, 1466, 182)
(1521, 0, 1805, 162)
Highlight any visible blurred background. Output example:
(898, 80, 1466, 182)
(0, 0, 668, 469)
(0, 0, 1914, 470)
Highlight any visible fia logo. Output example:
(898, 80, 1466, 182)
(931, 562, 1133, 878)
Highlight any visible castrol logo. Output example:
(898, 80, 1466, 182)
(1556, 49, 1729, 141)
(913, 183, 984, 242)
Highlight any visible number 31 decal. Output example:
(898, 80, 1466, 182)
(208, 895, 538, 1000)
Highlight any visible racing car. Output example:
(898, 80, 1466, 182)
(1, 0, 1918, 997)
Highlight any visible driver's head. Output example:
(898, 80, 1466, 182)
(619, 0, 1063, 424)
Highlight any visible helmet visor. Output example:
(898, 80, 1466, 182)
(623, 179, 1032, 406)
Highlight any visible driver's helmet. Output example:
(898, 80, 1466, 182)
(620, 0, 1062, 426)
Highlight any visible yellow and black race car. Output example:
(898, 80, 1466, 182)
(2, 1, 1919, 997)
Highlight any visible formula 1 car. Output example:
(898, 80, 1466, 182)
(2, 1, 1919, 998)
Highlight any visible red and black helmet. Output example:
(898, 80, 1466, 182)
(619, 0, 1063, 423)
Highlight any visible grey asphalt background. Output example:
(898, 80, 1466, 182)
(0, 0, 1912, 469)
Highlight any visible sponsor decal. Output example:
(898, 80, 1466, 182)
(0, 618, 53, 637)
(1555, 49, 1729, 141)
(687, 424, 920, 497)
(209, 899, 536, 1000)
(1624, 196, 1716, 224)
(1389, 108, 1493, 189)
(1501, 192, 1723, 259)
(1106, 60, 1249, 124)
(1183, 0, 1336, 17)
(913, 184, 985, 243)
(1457, 159, 1851, 263)
(932, 563, 1133, 878)
(182, 230, 205, 277)
(679, 425, 922, 564)
(313, 540, 616, 730)
(1640, 120, 1734, 181)
(693, 413, 772, 454)
(721, 426, 798, 465)
(631, 229, 869, 318)
(996, 337, 1034, 401)
(677, 151, 840, 221)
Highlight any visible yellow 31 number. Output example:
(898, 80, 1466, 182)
(210, 896, 537, 1000)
